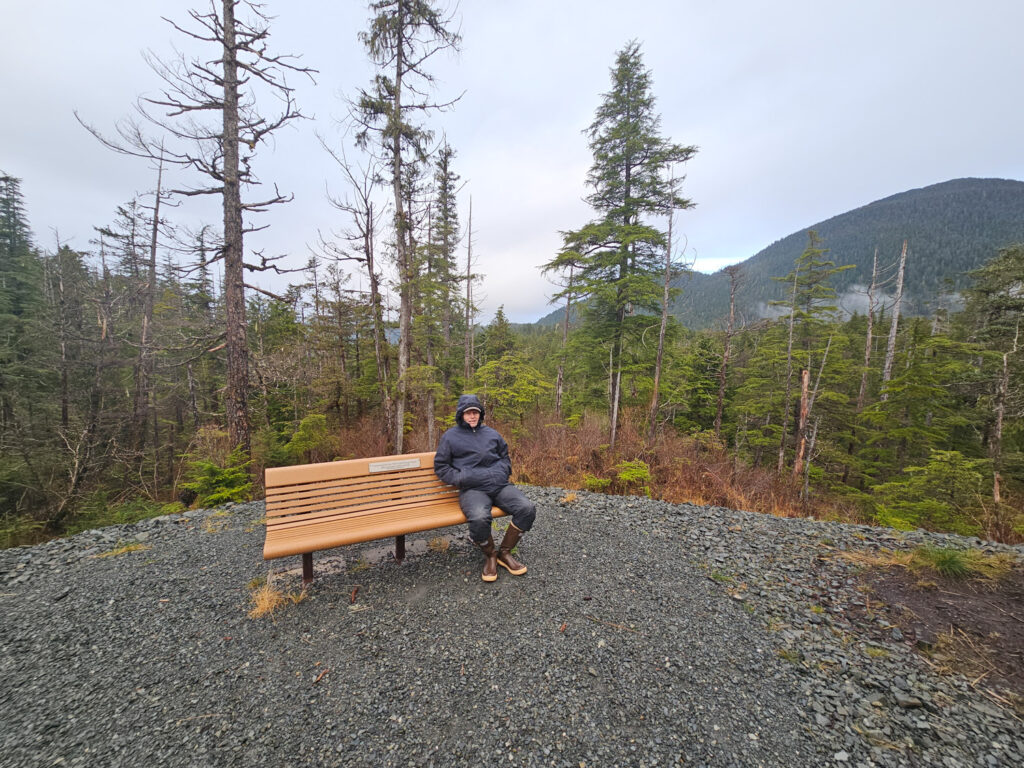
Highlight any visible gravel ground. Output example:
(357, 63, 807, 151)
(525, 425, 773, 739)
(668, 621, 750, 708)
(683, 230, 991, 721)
(2, 488, 1022, 767)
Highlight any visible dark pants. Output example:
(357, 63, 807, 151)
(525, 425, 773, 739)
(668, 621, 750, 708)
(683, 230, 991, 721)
(460, 485, 536, 544)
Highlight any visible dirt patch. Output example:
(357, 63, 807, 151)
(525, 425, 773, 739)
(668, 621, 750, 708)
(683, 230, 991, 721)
(861, 564, 1024, 700)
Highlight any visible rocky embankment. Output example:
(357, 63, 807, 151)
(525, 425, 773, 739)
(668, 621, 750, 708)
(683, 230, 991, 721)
(1, 489, 1021, 767)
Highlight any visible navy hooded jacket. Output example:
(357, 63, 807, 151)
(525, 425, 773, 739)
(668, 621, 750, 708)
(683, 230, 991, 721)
(434, 394, 512, 495)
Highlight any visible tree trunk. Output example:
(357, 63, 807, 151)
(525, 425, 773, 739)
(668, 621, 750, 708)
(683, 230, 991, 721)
(777, 268, 799, 474)
(555, 265, 572, 421)
(464, 198, 474, 387)
(132, 154, 163, 453)
(363, 202, 393, 445)
(792, 368, 810, 478)
(856, 248, 878, 412)
(609, 333, 624, 450)
(714, 266, 741, 438)
(221, 0, 250, 452)
(57, 269, 69, 429)
(990, 320, 1018, 504)
(880, 240, 907, 402)
(648, 211, 673, 442)
(802, 417, 820, 502)
(187, 362, 200, 428)
(426, 340, 436, 447)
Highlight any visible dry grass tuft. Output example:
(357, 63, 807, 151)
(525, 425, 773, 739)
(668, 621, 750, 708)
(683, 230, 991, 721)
(559, 491, 578, 503)
(94, 542, 152, 559)
(247, 574, 306, 619)
(248, 582, 287, 618)
(203, 514, 231, 534)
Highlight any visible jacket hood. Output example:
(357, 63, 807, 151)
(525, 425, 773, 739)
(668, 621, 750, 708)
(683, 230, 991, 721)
(455, 394, 485, 426)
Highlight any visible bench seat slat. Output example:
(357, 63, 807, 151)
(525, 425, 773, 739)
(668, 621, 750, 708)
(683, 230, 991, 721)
(266, 489, 456, 522)
(267, 492, 465, 531)
(263, 500, 505, 559)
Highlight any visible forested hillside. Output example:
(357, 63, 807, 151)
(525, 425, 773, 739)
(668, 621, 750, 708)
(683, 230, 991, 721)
(2, 3, 1022, 549)
(670, 177, 1024, 328)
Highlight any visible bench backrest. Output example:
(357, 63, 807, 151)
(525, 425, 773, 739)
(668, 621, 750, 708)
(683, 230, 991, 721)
(264, 451, 498, 559)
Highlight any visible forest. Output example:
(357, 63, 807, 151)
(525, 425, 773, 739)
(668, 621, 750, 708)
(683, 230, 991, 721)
(1, 1, 1022, 548)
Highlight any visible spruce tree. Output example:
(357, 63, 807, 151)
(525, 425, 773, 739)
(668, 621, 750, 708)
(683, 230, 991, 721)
(546, 41, 695, 447)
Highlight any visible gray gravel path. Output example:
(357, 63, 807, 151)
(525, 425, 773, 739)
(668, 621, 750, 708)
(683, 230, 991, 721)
(2, 488, 1021, 767)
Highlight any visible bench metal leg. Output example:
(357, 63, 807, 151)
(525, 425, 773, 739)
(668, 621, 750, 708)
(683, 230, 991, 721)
(395, 535, 405, 563)
(302, 552, 313, 586)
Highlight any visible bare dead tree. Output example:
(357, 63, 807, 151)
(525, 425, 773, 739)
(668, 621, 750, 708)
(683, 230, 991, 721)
(856, 248, 879, 412)
(880, 240, 908, 402)
(648, 208, 678, 443)
(354, 0, 461, 453)
(78, 0, 315, 453)
(777, 267, 800, 474)
(990, 319, 1019, 504)
(319, 143, 395, 443)
(464, 197, 477, 386)
(130, 150, 166, 461)
(793, 334, 831, 479)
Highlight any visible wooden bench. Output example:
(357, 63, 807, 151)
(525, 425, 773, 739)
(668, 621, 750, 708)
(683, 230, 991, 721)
(263, 451, 505, 584)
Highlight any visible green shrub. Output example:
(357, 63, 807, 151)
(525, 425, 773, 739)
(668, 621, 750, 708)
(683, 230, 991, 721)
(181, 447, 253, 508)
(0, 514, 46, 549)
(583, 473, 611, 493)
(614, 459, 652, 496)
(251, 427, 290, 470)
(285, 414, 332, 463)
(869, 451, 987, 536)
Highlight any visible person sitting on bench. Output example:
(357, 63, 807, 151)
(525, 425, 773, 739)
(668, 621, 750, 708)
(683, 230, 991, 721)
(434, 394, 536, 582)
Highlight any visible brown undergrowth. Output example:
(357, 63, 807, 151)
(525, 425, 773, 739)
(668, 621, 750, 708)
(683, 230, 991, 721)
(503, 408, 864, 523)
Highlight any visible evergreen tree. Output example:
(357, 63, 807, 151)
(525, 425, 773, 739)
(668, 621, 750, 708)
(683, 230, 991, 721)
(477, 306, 516, 364)
(961, 245, 1024, 512)
(546, 41, 695, 448)
(769, 231, 852, 472)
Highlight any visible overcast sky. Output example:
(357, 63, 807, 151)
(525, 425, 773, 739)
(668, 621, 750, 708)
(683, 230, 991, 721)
(4, 1, 1024, 323)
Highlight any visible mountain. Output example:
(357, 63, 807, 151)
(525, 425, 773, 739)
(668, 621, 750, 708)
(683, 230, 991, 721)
(537, 178, 1024, 329)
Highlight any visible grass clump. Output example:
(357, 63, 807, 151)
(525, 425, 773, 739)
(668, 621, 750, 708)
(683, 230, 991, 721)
(841, 546, 1015, 582)
(94, 541, 151, 559)
(912, 547, 969, 579)
(202, 511, 232, 534)
(777, 648, 801, 664)
(910, 546, 1014, 580)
